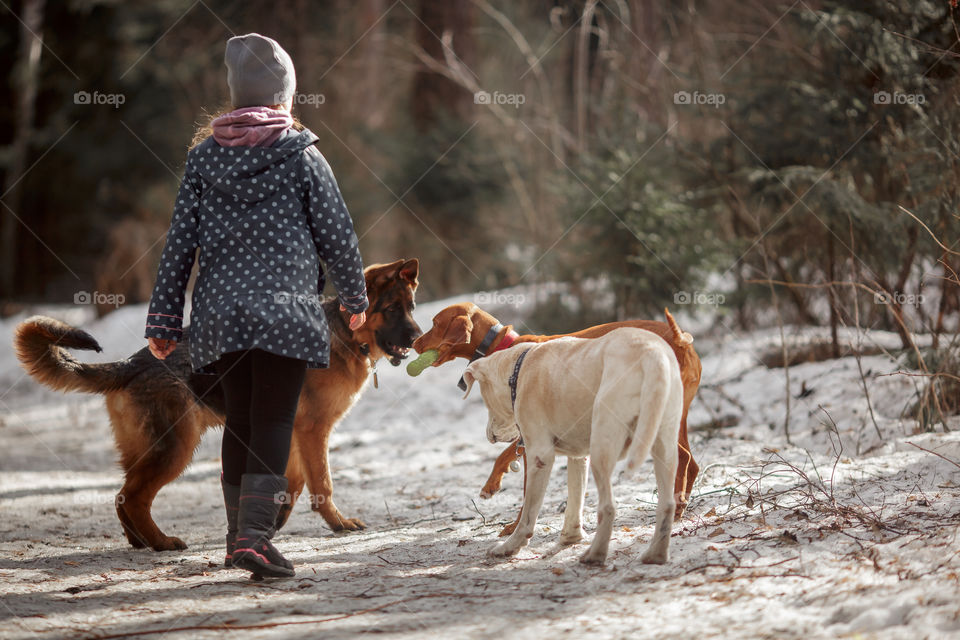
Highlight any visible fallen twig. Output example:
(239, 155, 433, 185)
(878, 370, 960, 384)
(470, 498, 487, 525)
(906, 441, 960, 471)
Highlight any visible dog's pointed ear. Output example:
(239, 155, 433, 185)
(398, 259, 419, 289)
(462, 363, 480, 399)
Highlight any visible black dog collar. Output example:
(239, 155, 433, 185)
(457, 323, 505, 391)
(508, 348, 530, 410)
(472, 323, 504, 361)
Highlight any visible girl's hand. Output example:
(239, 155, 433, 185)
(148, 337, 177, 360)
(340, 305, 366, 330)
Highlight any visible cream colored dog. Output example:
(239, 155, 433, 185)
(462, 327, 684, 565)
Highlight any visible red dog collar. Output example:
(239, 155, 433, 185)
(492, 328, 519, 353)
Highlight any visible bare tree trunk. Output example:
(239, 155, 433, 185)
(629, 0, 665, 126)
(573, 0, 598, 150)
(889, 226, 918, 350)
(411, 0, 475, 131)
(409, 0, 477, 293)
(933, 252, 957, 350)
(828, 230, 839, 357)
(360, 0, 387, 127)
(772, 255, 816, 324)
(1, 0, 45, 299)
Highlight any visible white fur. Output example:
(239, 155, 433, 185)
(463, 328, 683, 565)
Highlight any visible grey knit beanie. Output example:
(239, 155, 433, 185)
(224, 33, 296, 108)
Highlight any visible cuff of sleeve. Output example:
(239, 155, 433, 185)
(339, 291, 369, 315)
(145, 312, 184, 340)
(145, 325, 183, 341)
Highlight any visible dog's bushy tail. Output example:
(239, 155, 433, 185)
(14, 316, 135, 394)
(664, 308, 693, 346)
(624, 349, 676, 474)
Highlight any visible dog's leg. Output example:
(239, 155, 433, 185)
(113, 410, 200, 552)
(488, 444, 553, 558)
(294, 421, 366, 532)
(581, 390, 630, 565)
(673, 405, 698, 518)
(580, 447, 617, 565)
(498, 449, 525, 537)
(276, 446, 305, 531)
(641, 429, 678, 565)
(116, 465, 190, 551)
(481, 441, 519, 499)
(559, 456, 587, 545)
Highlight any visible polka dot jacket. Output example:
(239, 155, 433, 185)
(144, 128, 369, 373)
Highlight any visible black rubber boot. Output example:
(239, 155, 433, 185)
(232, 474, 294, 578)
(221, 476, 241, 567)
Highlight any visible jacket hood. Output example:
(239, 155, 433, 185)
(190, 128, 319, 204)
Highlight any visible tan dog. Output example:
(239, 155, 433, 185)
(412, 303, 701, 531)
(462, 327, 683, 565)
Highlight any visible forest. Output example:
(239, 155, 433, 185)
(1, 1, 954, 321)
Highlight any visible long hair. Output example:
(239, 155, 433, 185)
(189, 105, 304, 149)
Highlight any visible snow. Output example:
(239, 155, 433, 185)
(1, 294, 959, 639)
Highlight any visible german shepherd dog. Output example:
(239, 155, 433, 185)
(14, 259, 422, 551)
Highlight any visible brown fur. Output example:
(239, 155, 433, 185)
(412, 303, 703, 535)
(14, 259, 421, 551)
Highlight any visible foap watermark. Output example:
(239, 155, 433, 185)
(73, 492, 124, 505)
(873, 90, 925, 106)
(74, 291, 125, 308)
(284, 92, 326, 108)
(274, 491, 326, 507)
(674, 90, 725, 108)
(674, 290, 725, 307)
(273, 292, 323, 306)
(474, 90, 525, 108)
(74, 90, 125, 109)
(874, 291, 925, 306)
(474, 291, 527, 309)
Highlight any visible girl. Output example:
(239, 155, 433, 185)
(144, 33, 368, 578)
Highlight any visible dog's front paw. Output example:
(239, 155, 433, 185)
(317, 502, 367, 532)
(579, 549, 607, 565)
(640, 549, 669, 565)
(151, 535, 187, 552)
(674, 500, 688, 520)
(559, 527, 585, 546)
(330, 516, 367, 532)
(487, 542, 520, 558)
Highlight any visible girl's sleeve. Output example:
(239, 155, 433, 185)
(302, 146, 369, 314)
(144, 157, 201, 341)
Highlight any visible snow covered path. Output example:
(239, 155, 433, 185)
(1, 298, 959, 639)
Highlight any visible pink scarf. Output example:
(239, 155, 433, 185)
(211, 106, 293, 147)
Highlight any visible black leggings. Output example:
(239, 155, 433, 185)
(215, 349, 307, 486)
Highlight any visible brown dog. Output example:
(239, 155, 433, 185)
(411, 302, 702, 535)
(14, 259, 422, 551)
